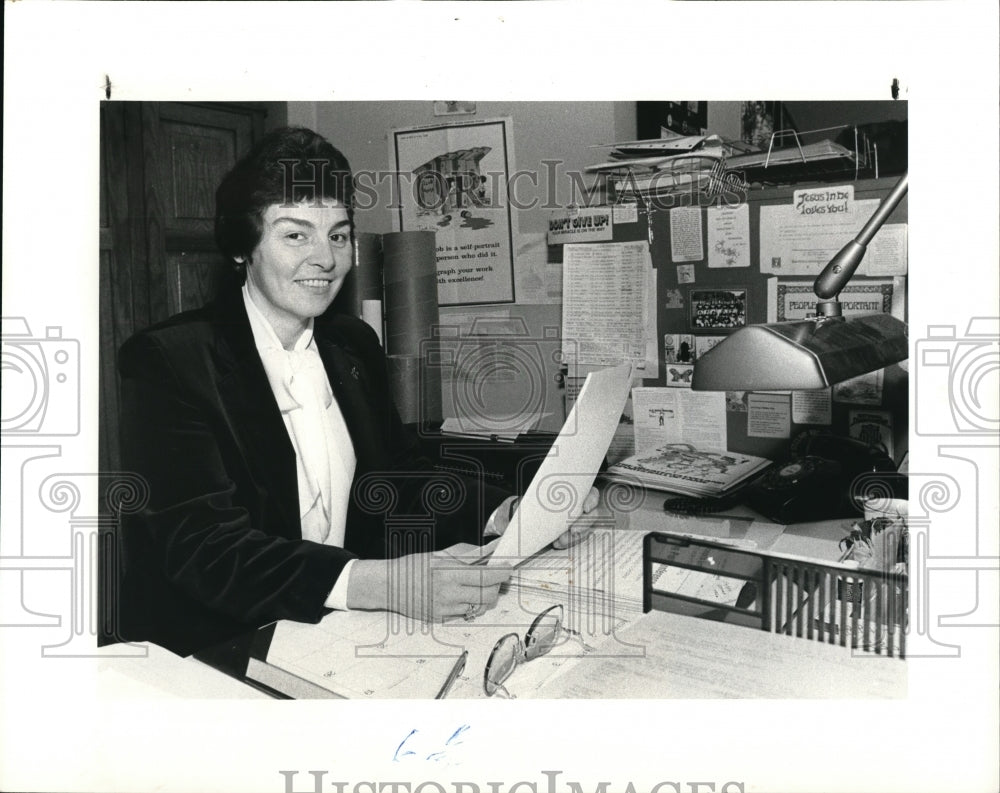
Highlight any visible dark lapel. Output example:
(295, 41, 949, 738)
(313, 327, 383, 474)
(210, 288, 300, 535)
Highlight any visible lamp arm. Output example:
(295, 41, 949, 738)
(814, 172, 908, 300)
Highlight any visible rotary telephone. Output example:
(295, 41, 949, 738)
(664, 431, 900, 524)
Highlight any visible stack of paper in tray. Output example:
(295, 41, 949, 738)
(603, 445, 771, 498)
(586, 134, 751, 201)
(726, 139, 859, 182)
(587, 133, 737, 168)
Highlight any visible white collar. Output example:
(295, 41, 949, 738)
(242, 283, 314, 354)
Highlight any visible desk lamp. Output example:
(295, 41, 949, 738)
(691, 173, 909, 391)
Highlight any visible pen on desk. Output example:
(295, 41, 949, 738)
(436, 651, 468, 699)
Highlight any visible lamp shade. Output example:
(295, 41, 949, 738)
(691, 313, 908, 391)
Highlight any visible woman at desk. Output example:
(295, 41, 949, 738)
(114, 127, 586, 658)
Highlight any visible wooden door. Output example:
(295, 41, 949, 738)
(99, 101, 286, 475)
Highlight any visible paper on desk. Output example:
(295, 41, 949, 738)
(539, 609, 907, 699)
(488, 363, 633, 566)
(440, 415, 550, 442)
(264, 610, 466, 699)
(506, 524, 647, 623)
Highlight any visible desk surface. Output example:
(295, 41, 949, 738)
(99, 488, 874, 699)
(539, 609, 906, 699)
(613, 487, 853, 563)
(98, 643, 270, 700)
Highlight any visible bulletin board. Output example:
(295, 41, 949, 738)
(548, 176, 909, 464)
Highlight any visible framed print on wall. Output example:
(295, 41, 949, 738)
(391, 118, 516, 306)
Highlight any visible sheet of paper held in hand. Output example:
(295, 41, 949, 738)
(487, 362, 634, 566)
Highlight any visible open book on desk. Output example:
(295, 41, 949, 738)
(244, 535, 604, 700)
(245, 587, 601, 700)
(246, 610, 469, 699)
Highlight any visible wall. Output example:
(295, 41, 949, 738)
(707, 102, 742, 141)
(289, 101, 636, 236)
(783, 100, 908, 131)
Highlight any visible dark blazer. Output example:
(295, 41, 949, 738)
(114, 287, 507, 657)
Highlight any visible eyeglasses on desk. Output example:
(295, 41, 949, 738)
(482, 604, 594, 698)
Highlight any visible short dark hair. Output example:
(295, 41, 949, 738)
(214, 127, 355, 275)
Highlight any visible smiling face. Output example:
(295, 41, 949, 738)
(240, 201, 353, 348)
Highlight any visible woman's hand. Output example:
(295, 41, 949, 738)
(491, 486, 601, 550)
(346, 554, 512, 621)
(552, 486, 600, 549)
